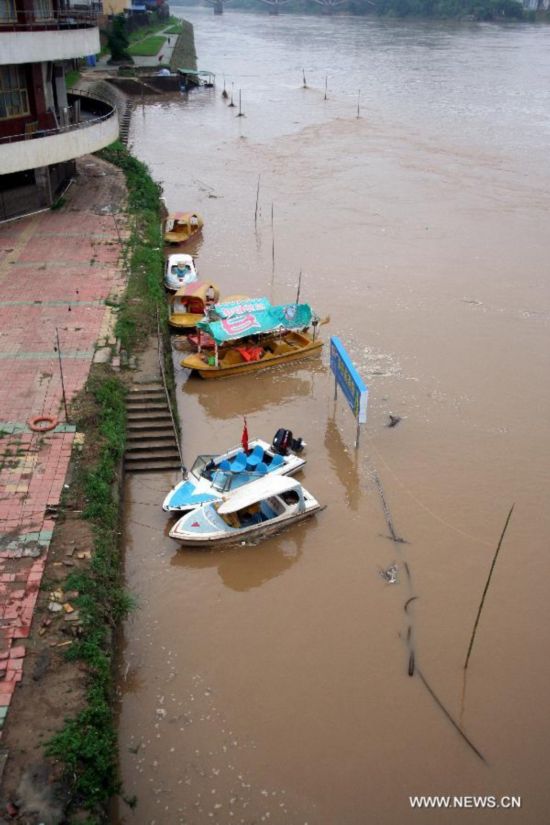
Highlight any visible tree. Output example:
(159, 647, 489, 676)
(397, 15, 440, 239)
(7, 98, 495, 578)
(105, 15, 133, 64)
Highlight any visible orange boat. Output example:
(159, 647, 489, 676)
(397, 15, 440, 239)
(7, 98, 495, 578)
(168, 282, 220, 330)
(164, 212, 203, 245)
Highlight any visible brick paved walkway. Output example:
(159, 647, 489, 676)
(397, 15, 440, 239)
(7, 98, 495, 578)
(0, 157, 126, 726)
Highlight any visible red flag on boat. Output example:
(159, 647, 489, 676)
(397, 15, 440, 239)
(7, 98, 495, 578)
(241, 417, 249, 453)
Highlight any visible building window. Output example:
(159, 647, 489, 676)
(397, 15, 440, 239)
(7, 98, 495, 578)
(32, 0, 53, 20)
(0, 0, 17, 22)
(0, 67, 30, 120)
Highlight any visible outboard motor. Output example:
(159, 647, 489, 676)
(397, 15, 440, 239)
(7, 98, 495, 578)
(272, 428, 305, 455)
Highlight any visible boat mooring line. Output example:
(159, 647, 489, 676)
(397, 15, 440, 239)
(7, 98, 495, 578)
(366, 454, 487, 762)
(369, 439, 493, 548)
(371, 470, 406, 545)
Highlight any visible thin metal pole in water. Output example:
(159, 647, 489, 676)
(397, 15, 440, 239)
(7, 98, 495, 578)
(464, 504, 515, 671)
(296, 269, 302, 304)
(55, 327, 70, 423)
(237, 89, 244, 117)
(324, 75, 328, 101)
(254, 174, 261, 227)
(271, 202, 275, 277)
(302, 68, 307, 88)
(356, 88, 361, 119)
(229, 82, 235, 107)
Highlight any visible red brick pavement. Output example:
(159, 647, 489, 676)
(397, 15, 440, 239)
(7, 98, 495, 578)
(0, 158, 127, 733)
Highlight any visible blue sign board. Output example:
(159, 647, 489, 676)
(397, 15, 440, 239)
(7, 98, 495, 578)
(330, 336, 368, 424)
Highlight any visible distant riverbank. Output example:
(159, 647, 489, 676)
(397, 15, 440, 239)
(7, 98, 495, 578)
(172, 0, 548, 23)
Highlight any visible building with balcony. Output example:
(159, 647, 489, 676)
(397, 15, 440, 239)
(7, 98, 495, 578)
(0, 0, 119, 220)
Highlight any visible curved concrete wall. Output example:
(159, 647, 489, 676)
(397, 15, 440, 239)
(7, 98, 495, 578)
(0, 110, 119, 175)
(0, 27, 100, 65)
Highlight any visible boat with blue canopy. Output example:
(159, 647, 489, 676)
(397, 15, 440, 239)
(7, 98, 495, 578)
(162, 428, 306, 513)
(180, 298, 325, 378)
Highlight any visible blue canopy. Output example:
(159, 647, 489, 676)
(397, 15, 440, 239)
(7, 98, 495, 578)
(198, 302, 314, 344)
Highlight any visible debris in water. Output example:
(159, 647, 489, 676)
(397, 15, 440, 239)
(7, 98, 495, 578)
(379, 563, 398, 584)
(387, 414, 401, 428)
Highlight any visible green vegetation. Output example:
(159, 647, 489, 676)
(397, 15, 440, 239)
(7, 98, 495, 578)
(98, 141, 165, 354)
(104, 14, 132, 64)
(45, 374, 130, 819)
(189, 0, 526, 19)
(50, 196, 66, 211)
(128, 34, 167, 56)
(169, 18, 197, 72)
(65, 69, 81, 89)
(44, 141, 168, 820)
(352, 0, 526, 19)
(164, 22, 183, 33)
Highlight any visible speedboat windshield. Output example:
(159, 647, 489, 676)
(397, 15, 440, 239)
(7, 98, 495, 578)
(212, 470, 232, 492)
(190, 454, 216, 480)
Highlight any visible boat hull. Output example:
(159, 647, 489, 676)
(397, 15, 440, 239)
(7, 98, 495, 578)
(181, 334, 323, 379)
(162, 438, 306, 512)
(169, 312, 205, 330)
(170, 505, 323, 547)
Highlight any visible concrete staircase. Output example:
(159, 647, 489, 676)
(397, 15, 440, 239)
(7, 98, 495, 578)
(125, 383, 182, 473)
(119, 101, 132, 146)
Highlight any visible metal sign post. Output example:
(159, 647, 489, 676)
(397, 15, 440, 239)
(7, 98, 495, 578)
(329, 336, 368, 448)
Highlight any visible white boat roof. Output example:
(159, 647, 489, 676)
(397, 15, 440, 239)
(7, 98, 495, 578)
(167, 253, 193, 266)
(217, 475, 302, 514)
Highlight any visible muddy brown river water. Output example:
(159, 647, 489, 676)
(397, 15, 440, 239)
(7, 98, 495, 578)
(116, 9, 550, 824)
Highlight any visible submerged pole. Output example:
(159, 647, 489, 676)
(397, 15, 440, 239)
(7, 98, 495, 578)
(324, 75, 328, 101)
(357, 88, 361, 119)
(237, 89, 245, 117)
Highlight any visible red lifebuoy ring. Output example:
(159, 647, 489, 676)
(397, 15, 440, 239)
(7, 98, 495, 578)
(28, 415, 58, 433)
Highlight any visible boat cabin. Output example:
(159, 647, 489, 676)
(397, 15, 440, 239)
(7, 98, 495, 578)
(164, 211, 203, 245)
(169, 282, 220, 330)
(215, 476, 307, 529)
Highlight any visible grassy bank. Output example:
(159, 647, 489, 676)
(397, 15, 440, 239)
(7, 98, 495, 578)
(45, 143, 168, 821)
(128, 34, 166, 56)
(45, 371, 129, 821)
(98, 141, 166, 354)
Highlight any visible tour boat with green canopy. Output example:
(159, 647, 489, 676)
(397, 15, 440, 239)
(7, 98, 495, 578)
(180, 298, 325, 378)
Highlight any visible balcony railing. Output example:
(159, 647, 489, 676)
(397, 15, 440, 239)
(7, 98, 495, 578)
(0, 92, 116, 144)
(0, 7, 100, 31)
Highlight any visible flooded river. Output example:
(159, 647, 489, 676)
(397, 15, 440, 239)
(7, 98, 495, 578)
(116, 9, 550, 824)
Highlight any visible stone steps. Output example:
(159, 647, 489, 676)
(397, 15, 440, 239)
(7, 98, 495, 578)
(124, 381, 181, 473)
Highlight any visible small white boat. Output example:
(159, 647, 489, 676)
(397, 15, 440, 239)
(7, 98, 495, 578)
(169, 475, 323, 547)
(164, 254, 198, 292)
(162, 430, 306, 513)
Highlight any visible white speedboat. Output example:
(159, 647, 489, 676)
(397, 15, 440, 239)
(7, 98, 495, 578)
(169, 475, 323, 547)
(164, 253, 198, 292)
(162, 430, 306, 513)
